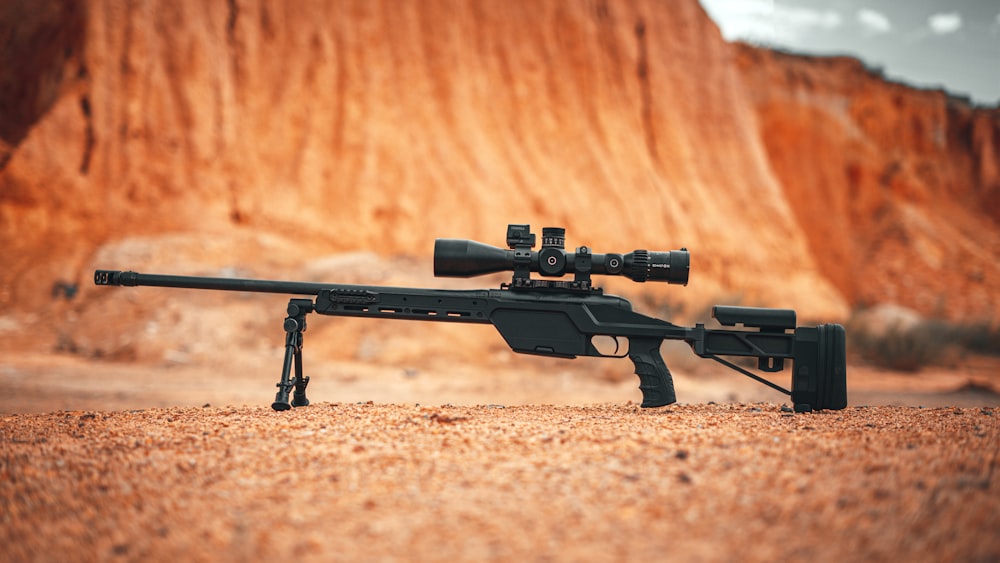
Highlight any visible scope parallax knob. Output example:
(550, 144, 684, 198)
(538, 247, 567, 276)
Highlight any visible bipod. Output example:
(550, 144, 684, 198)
(272, 298, 314, 411)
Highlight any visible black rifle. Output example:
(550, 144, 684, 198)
(94, 224, 847, 412)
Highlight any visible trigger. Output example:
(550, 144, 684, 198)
(591, 335, 625, 357)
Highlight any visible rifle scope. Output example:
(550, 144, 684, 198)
(434, 225, 690, 284)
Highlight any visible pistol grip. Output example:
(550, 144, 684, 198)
(628, 337, 676, 408)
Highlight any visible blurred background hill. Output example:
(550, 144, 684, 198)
(0, 0, 997, 410)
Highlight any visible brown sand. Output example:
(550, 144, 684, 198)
(3, 401, 997, 561)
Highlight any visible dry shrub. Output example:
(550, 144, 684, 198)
(848, 319, 954, 371)
(949, 322, 1000, 356)
(847, 305, 999, 372)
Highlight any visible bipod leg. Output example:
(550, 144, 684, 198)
(272, 332, 298, 411)
(272, 298, 314, 411)
(291, 339, 310, 407)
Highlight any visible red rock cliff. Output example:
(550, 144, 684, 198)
(1, 0, 996, 328)
(735, 45, 1000, 322)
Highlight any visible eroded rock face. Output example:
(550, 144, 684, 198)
(0, 0, 87, 169)
(735, 46, 1000, 322)
(1, 0, 996, 327)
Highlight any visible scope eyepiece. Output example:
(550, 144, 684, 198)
(434, 225, 690, 286)
(622, 249, 690, 284)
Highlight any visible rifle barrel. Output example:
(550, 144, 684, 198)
(94, 270, 332, 295)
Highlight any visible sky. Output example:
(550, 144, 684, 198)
(698, 0, 1000, 106)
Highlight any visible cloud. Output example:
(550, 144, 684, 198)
(928, 12, 962, 35)
(857, 8, 891, 34)
(699, 0, 842, 43)
(782, 6, 842, 32)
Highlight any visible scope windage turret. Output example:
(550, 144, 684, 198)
(434, 225, 690, 285)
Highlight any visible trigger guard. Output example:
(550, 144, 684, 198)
(591, 335, 627, 358)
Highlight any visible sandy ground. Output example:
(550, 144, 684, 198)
(2, 401, 997, 561)
(2, 353, 1000, 561)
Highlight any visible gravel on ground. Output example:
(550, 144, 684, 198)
(2, 402, 998, 561)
